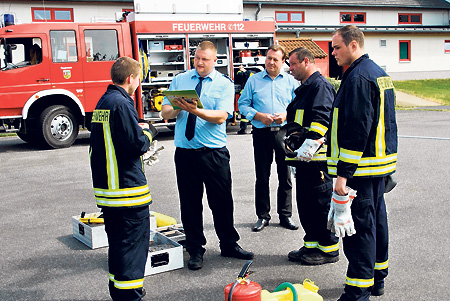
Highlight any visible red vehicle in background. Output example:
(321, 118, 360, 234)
(0, 16, 275, 148)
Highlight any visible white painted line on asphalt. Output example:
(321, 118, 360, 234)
(399, 135, 450, 140)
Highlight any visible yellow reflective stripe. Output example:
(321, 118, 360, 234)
(339, 148, 363, 164)
(103, 123, 119, 190)
(330, 108, 339, 159)
(96, 193, 152, 207)
(109, 273, 144, 289)
(346, 277, 374, 288)
(143, 130, 152, 143)
(318, 242, 339, 253)
(375, 260, 389, 270)
(304, 241, 318, 248)
(294, 109, 304, 126)
(309, 122, 327, 136)
(328, 165, 337, 175)
(358, 154, 397, 166)
(353, 163, 397, 177)
(94, 185, 150, 197)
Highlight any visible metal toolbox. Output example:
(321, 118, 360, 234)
(155, 224, 185, 246)
(72, 213, 157, 249)
(145, 231, 184, 276)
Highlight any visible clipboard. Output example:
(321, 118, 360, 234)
(163, 90, 204, 110)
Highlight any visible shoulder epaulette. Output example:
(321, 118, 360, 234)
(222, 74, 234, 83)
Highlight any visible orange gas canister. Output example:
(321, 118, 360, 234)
(224, 280, 262, 301)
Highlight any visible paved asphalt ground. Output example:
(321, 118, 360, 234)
(1, 104, 450, 301)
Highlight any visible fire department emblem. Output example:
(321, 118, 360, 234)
(63, 70, 71, 79)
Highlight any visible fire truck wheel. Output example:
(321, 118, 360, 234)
(39, 105, 79, 149)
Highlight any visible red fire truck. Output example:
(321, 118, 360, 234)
(0, 16, 275, 148)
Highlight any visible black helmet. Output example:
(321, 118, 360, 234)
(275, 122, 308, 158)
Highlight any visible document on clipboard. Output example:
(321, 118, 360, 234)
(163, 90, 204, 110)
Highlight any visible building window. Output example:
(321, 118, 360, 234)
(399, 40, 411, 61)
(445, 40, 450, 53)
(275, 11, 305, 23)
(380, 40, 387, 47)
(32, 7, 74, 22)
(398, 13, 422, 24)
(340, 12, 366, 24)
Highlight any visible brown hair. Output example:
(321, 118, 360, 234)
(110, 56, 140, 85)
(266, 44, 288, 60)
(197, 40, 217, 56)
(289, 47, 315, 64)
(333, 25, 365, 48)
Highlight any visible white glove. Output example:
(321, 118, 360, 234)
(328, 189, 357, 237)
(295, 137, 325, 162)
(142, 140, 165, 166)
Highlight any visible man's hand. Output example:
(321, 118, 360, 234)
(272, 113, 287, 125)
(172, 97, 198, 114)
(334, 176, 349, 196)
(255, 112, 275, 126)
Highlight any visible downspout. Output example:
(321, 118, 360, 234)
(255, 2, 262, 21)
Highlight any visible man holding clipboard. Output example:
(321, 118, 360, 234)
(161, 41, 254, 271)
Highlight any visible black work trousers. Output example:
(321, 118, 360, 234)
(339, 177, 389, 301)
(103, 206, 150, 301)
(174, 147, 240, 255)
(252, 128, 292, 220)
(295, 161, 339, 255)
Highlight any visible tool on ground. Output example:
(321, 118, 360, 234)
(79, 211, 104, 224)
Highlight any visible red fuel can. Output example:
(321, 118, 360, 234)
(224, 280, 262, 301)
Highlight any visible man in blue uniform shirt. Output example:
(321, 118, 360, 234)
(161, 41, 253, 271)
(328, 25, 398, 301)
(238, 44, 299, 232)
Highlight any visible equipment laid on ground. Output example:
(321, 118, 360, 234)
(224, 261, 323, 300)
(145, 230, 183, 276)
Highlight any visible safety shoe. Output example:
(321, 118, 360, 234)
(371, 282, 385, 296)
(288, 246, 310, 262)
(221, 245, 254, 260)
(299, 250, 339, 265)
(188, 253, 203, 270)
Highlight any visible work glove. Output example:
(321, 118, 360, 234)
(327, 189, 357, 237)
(143, 140, 164, 166)
(295, 137, 325, 162)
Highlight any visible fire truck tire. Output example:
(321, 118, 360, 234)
(39, 105, 79, 149)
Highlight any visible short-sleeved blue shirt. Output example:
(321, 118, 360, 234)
(162, 69, 234, 148)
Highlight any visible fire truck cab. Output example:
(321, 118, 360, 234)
(0, 22, 131, 148)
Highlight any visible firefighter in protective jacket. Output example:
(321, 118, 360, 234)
(327, 26, 397, 301)
(284, 47, 339, 265)
(89, 57, 157, 301)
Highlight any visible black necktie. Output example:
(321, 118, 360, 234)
(185, 77, 204, 141)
